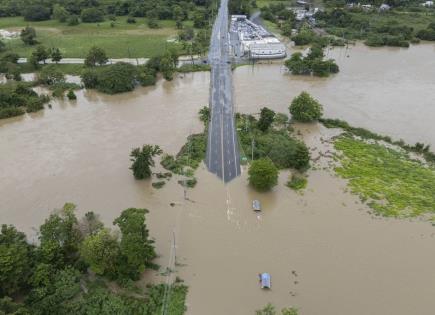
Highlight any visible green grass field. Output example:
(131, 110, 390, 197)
(0, 16, 191, 58)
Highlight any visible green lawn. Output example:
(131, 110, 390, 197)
(0, 16, 189, 58)
(334, 136, 435, 218)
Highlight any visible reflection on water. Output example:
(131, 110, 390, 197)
(1, 44, 435, 315)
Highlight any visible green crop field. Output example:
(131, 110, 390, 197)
(0, 17, 190, 58)
(334, 136, 435, 218)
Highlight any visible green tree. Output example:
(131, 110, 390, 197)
(85, 46, 108, 67)
(23, 5, 50, 21)
(130, 145, 162, 179)
(0, 225, 34, 297)
(248, 158, 278, 191)
(258, 107, 276, 132)
(38, 65, 65, 85)
(193, 9, 207, 28)
(31, 45, 49, 65)
(20, 26, 37, 45)
(289, 92, 323, 122)
(50, 47, 62, 63)
(113, 208, 156, 280)
(38, 203, 82, 268)
(80, 229, 119, 276)
(96, 62, 138, 94)
(53, 4, 69, 22)
(81, 8, 104, 23)
(199, 106, 210, 125)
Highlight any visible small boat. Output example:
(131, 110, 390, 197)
(252, 200, 261, 212)
(259, 273, 271, 289)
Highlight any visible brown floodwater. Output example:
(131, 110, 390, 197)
(1, 43, 435, 314)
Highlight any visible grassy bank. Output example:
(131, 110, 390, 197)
(334, 135, 435, 218)
(0, 16, 183, 58)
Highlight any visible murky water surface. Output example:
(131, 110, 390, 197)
(1, 44, 435, 315)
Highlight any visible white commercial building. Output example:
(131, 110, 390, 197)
(230, 15, 286, 59)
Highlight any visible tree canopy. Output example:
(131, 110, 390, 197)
(248, 158, 279, 191)
(289, 92, 323, 122)
(130, 144, 163, 179)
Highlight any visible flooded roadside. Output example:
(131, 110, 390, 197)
(1, 43, 435, 314)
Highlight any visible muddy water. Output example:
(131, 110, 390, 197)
(234, 42, 435, 147)
(1, 44, 435, 315)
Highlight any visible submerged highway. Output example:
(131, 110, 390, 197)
(206, 0, 241, 183)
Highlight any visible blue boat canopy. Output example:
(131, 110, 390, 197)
(260, 273, 271, 289)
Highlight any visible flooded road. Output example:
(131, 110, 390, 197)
(1, 43, 435, 314)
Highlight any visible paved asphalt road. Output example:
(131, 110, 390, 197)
(205, 0, 241, 183)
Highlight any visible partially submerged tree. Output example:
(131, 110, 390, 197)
(248, 158, 278, 191)
(289, 92, 323, 122)
(257, 107, 276, 132)
(130, 145, 163, 179)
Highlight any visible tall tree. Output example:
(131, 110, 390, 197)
(0, 225, 34, 297)
(38, 203, 82, 268)
(113, 208, 156, 280)
(80, 229, 119, 276)
(129, 145, 162, 179)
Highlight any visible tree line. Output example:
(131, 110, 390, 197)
(0, 203, 188, 314)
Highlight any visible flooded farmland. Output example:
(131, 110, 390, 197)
(1, 43, 435, 315)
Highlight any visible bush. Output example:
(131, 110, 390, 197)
(127, 17, 136, 24)
(96, 63, 138, 94)
(81, 69, 99, 88)
(38, 65, 65, 85)
(23, 5, 50, 21)
(67, 90, 77, 100)
(248, 158, 278, 191)
(81, 8, 104, 23)
(0, 107, 25, 119)
(289, 92, 323, 122)
(67, 15, 80, 26)
(287, 174, 307, 190)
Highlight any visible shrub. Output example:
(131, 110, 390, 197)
(248, 158, 278, 191)
(127, 17, 136, 24)
(67, 15, 80, 26)
(81, 8, 104, 23)
(96, 63, 138, 94)
(81, 69, 99, 88)
(289, 92, 323, 122)
(67, 90, 77, 100)
(287, 174, 307, 190)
